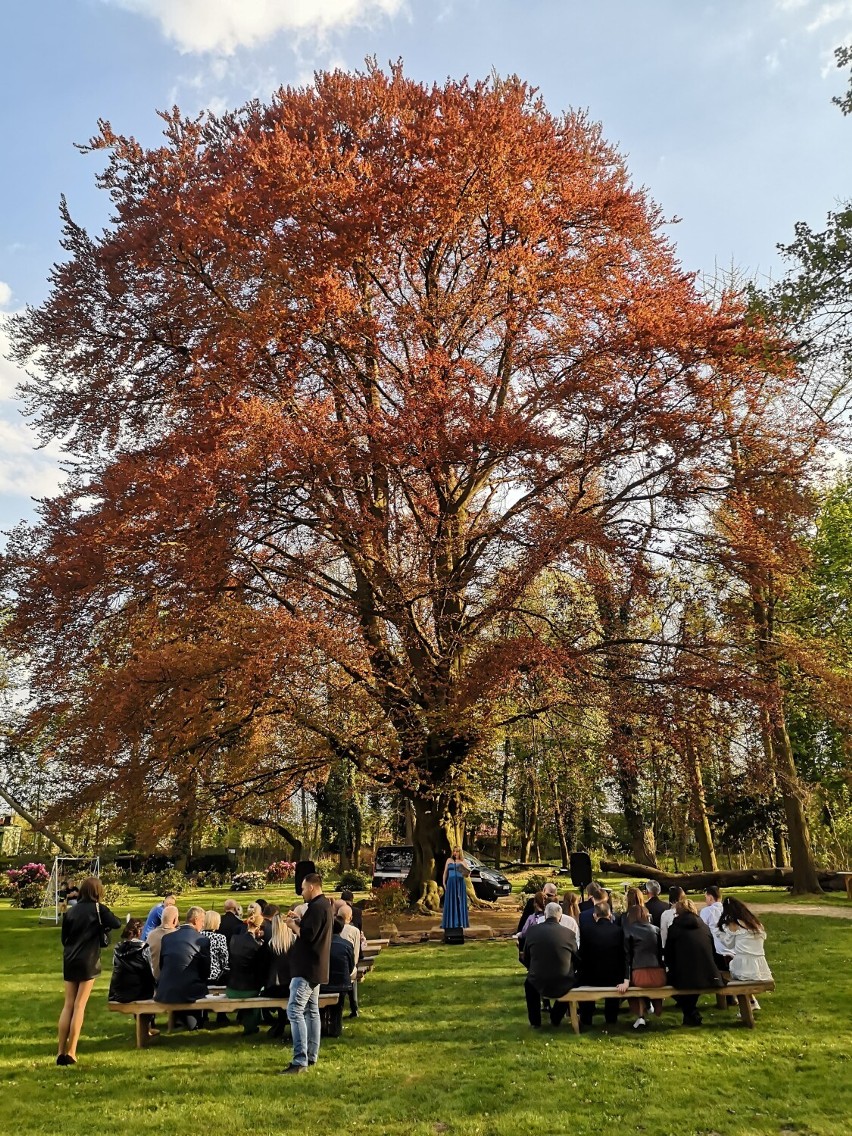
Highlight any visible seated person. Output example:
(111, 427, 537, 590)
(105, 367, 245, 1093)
(716, 897, 772, 1011)
(659, 887, 685, 948)
(219, 898, 245, 943)
(340, 889, 363, 931)
(577, 901, 624, 1027)
(142, 893, 178, 941)
(156, 906, 211, 1031)
(337, 904, 362, 1018)
(664, 899, 722, 1026)
(108, 918, 158, 1039)
(147, 904, 179, 980)
(263, 913, 296, 1037)
(516, 891, 547, 961)
(522, 901, 579, 1029)
(578, 883, 609, 927)
(201, 910, 230, 984)
(319, 915, 355, 1037)
(227, 918, 267, 1034)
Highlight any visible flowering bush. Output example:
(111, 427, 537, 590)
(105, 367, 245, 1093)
(192, 869, 231, 888)
(7, 862, 49, 888)
(266, 860, 296, 883)
(231, 870, 267, 892)
(371, 880, 408, 917)
(10, 882, 46, 909)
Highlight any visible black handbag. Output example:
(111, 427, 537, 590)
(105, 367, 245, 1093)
(95, 903, 111, 948)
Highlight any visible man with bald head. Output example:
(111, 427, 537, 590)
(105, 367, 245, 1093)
(147, 904, 179, 979)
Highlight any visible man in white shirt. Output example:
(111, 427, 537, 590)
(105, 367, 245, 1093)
(659, 886, 684, 949)
(700, 886, 732, 967)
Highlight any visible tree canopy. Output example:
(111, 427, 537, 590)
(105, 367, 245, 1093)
(2, 64, 817, 892)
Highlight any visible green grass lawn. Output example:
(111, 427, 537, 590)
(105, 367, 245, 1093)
(1, 898, 850, 1136)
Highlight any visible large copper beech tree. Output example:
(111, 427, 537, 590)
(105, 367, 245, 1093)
(5, 66, 795, 896)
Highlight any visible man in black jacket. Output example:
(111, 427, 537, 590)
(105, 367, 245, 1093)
(156, 906, 211, 1030)
(577, 901, 625, 1027)
(279, 873, 333, 1074)
(522, 902, 579, 1028)
(643, 880, 670, 927)
(219, 898, 245, 942)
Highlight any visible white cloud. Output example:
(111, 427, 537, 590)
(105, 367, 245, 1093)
(0, 282, 12, 309)
(105, 0, 405, 55)
(0, 321, 64, 507)
(807, 1, 852, 31)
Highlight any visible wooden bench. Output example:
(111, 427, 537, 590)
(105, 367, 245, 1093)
(109, 993, 340, 1049)
(556, 980, 775, 1034)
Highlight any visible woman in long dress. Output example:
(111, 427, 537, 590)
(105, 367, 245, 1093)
(441, 847, 471, 930)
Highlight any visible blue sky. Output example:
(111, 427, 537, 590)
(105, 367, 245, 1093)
(0, 0, 850, 537)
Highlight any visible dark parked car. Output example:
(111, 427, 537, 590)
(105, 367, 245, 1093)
(371, 846, 511, 901)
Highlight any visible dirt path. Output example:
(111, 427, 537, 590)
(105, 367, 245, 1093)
(749, 903, 852, 919)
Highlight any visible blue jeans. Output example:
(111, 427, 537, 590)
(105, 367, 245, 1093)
(287, 977, 320, 1067)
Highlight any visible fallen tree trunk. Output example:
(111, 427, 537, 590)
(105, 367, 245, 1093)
(599, 860, 839, 890)
(0, 783, 76, 854)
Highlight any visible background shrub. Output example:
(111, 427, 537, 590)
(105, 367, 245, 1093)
(10, 882, 45, 909)
(313, 856, 338, 882)
(371, 881, 408, 917)
(337, 869, 370, 891)
(138, 868, 190, 896)
(521, 872, 552, 894)
(231, 870, 266, 891)
(101, 882, 131, 909)
(266, 860, 296, 882)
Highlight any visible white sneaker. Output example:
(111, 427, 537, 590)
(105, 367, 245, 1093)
(751, 998, 760, 1010)
(633, 1017, 647, 1030)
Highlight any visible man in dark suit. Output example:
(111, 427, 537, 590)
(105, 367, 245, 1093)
(521, 902, 579, 1028)
(279, 873, 333, 1074)
(156, 906, 211, 1030)
(219, 898, 245, 942)
(577, 901, 625, 1027)
(643, 880, 671, 927)
(579, 882, 611, 929)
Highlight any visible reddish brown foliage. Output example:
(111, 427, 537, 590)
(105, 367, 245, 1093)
(2, 65, 800, 858)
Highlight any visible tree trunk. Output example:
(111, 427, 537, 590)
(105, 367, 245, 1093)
(684, 736, 717, 872)
(773, 720, 822, 893)
(0, 783, 76, 854)
(494, 742, 511, 869)
(751, 591, 821, 893)
(237, 816, 304, 861)
(617, 767, 658, 867)
(599, 860, 837, 889)
(405, 793, 464, 904)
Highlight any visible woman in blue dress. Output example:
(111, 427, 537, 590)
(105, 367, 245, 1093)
(441, 847, 471, 930)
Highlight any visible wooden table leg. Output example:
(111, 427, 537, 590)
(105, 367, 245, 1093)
(569, 1002, 580, 1035)
(135, 1014, 147, 1049)
(736, 994, 755, 1028)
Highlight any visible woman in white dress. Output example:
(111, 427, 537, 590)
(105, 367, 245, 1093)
(716, 898, 773, 987)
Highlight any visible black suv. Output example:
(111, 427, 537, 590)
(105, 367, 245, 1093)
(371, 846, 511, 901)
